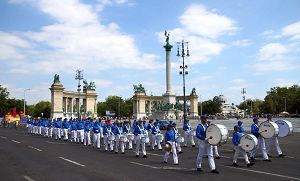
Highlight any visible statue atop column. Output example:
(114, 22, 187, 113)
(133, 84, 146, 94)
(53, 74, 60, 83)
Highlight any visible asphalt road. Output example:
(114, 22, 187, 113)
(0, 126, 299, 181)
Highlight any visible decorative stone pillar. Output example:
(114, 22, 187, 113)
(50, 80, 65, 119)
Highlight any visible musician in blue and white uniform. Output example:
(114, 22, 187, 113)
(83, 121, 91, 146)
(265, 114, 285, 157)
(123, 120, 133, 150)
(151, 121, 162, 150)
(146, 120, 154, 147)
(54, 118, 62, 140)
(114, 121, 124, 154)
(62, 118, 70, 141)
(237, 121, 244, 133)
(208, 120, 220, 159)
(70, 120, 77, 142)
(163, 124, 178, 165)
(103, 122, 114, 151)
(172, 123, 183, 154)
(133, 120, 147, 158)
(183, 119, 195, 147)
(76, 119, 84, 144)
(42, 119, 49, 137)
(92, 121, 101, 149)
(48, 119, 54, 138)
(249, 117, 270, 161)
(195, 115, 219, 174)
(232, 125, 254, 167)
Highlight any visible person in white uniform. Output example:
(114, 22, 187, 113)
(163, 124, 178, 165)
(195, 115, 219, 174)
(183, 120, 195, 147)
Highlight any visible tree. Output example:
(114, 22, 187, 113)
(200, 99, 222, 115)
(0, 85, 9, 117)
(32, 101, 51, 118)
(97, 96, 133, 118)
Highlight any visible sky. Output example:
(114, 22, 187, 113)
(0, 0, 300, 105)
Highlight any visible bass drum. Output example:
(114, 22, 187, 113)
(120, 135, 128, 142)
(141, 135, 150, 143)
(259, 121, 279, 138)
(156, 134, 164, 142)
(189, 130, 196, 136)
(240, 134, 258, 152)
(108, 135, 115, 141)
(206, 124, 228, 145)
(176, 136, 185, 143)
(275, 120, 293, 137)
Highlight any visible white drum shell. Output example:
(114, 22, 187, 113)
(120, 135, 127, 142)
(176, 136, 185, 143)
(259, 121, 279, 138)
(108, 135, 115, 141)
(127, 133, 134, 141)
(156, 134, 164, 142)
(240, 134, 258, 152)
(206, 124, 228, 145)
(141, 136, 150, 143)
(189, 130, 196, 136)
(275, 120, 293, 137)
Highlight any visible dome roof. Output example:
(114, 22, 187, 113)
(218, 95, 227, 103)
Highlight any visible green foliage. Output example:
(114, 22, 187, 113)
(0, 85, 9, 116)
(32, 101, 51, 118)
(97, 96, 133, 117)
(200, 99, 222, 115)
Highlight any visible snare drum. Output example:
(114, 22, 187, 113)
(206, 124, 228, 145)
(108, 135, 115, 141)
(240, 134, 258, 152)
(189, 130, 196, 136)
(259, 121, 279, 138)
(176, 136, 185, 143)
(275, 120, 293, 137)
(156, 134, 164, 142)
(120, 135, 127, 142)
(127, 133, 134, 141)
(141, 135, 150, 143)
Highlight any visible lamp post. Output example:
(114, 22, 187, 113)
(75, 70, 83, 119)
(177, 40, 190, 123)
(23, 88, 30, 116)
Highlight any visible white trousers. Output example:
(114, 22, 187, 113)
(114, 136, 125, 153)
(93, 133, 101, 148)
(44, 127, 49, 137)
(196, 140, 216, 170)
(164, 141, 178, 164)
(104, 136, 114, 151)
(48, 127, 53, 138)
(233, 145, 250, 164)
(63, 129, 68, 140)
(213, 145, 219, 156)
(266, 137, 282, 155)
(84, 131, 91, 146)
(250, 137, 269, 159)
(55, 128, 61, 139)
(77, 130, 84, 143)
(184, 131, 195, 146)
(71, 130, 77, 142)
(151, 135, 162, 150)
(135, 136, 146, 156)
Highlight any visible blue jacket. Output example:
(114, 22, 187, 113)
(93, 125, 101, 133)
(70, 122, 77, 131)
(251, 123, 259, 138)
(114, 127, 123, 135)
(62, 122, 69, 129)
(133, 125, 145, 136)
(232, 132, 242, 146)
(77, 122, 84, 130)
(151, 126, 160, 135)
(146, 123, 154, 131)
(84, 124, 91, 132)
(165, 130, 176, 143)
(103, 126, 113, 136)
(238, 125, 244, 133)
(122, 124, 131, 133)
(183, 122, 192, 131)
(196, 124, 207, 140)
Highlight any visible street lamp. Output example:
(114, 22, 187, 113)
(75, 69, 83, 119)
(177, 40, 190, 123)
(23, 88, 30, 116)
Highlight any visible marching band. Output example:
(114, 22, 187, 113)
(25, 113, 292, 174)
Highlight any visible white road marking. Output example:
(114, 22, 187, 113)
(23, 175, 35, 181)
(59, 157, 86, 167)
(28, 146, 42, 152)
(0, 136, 7, 139)
(11, 140, 21, 144)
(147, 153, 162, 157)
(46, 141, 67, 145)
(221, 165, 300, 180)
(130, 161, 160, 169)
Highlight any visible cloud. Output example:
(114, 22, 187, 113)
(179, 4, 237, 39)
(276, 78, 298, 87)
(157, 4, 236, 65)
(227, 78, 248, 92)
(281, 21, 300, 41)
(230, 39, 252, 47)
(258, 43, 289, 61)
(254, 61, 299, 72)
(2, 0, 163, 74)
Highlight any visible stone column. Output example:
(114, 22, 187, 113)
(49, 81, 65, 119)
(164, 43, 173, 95)
(70, 98, 73, 117)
